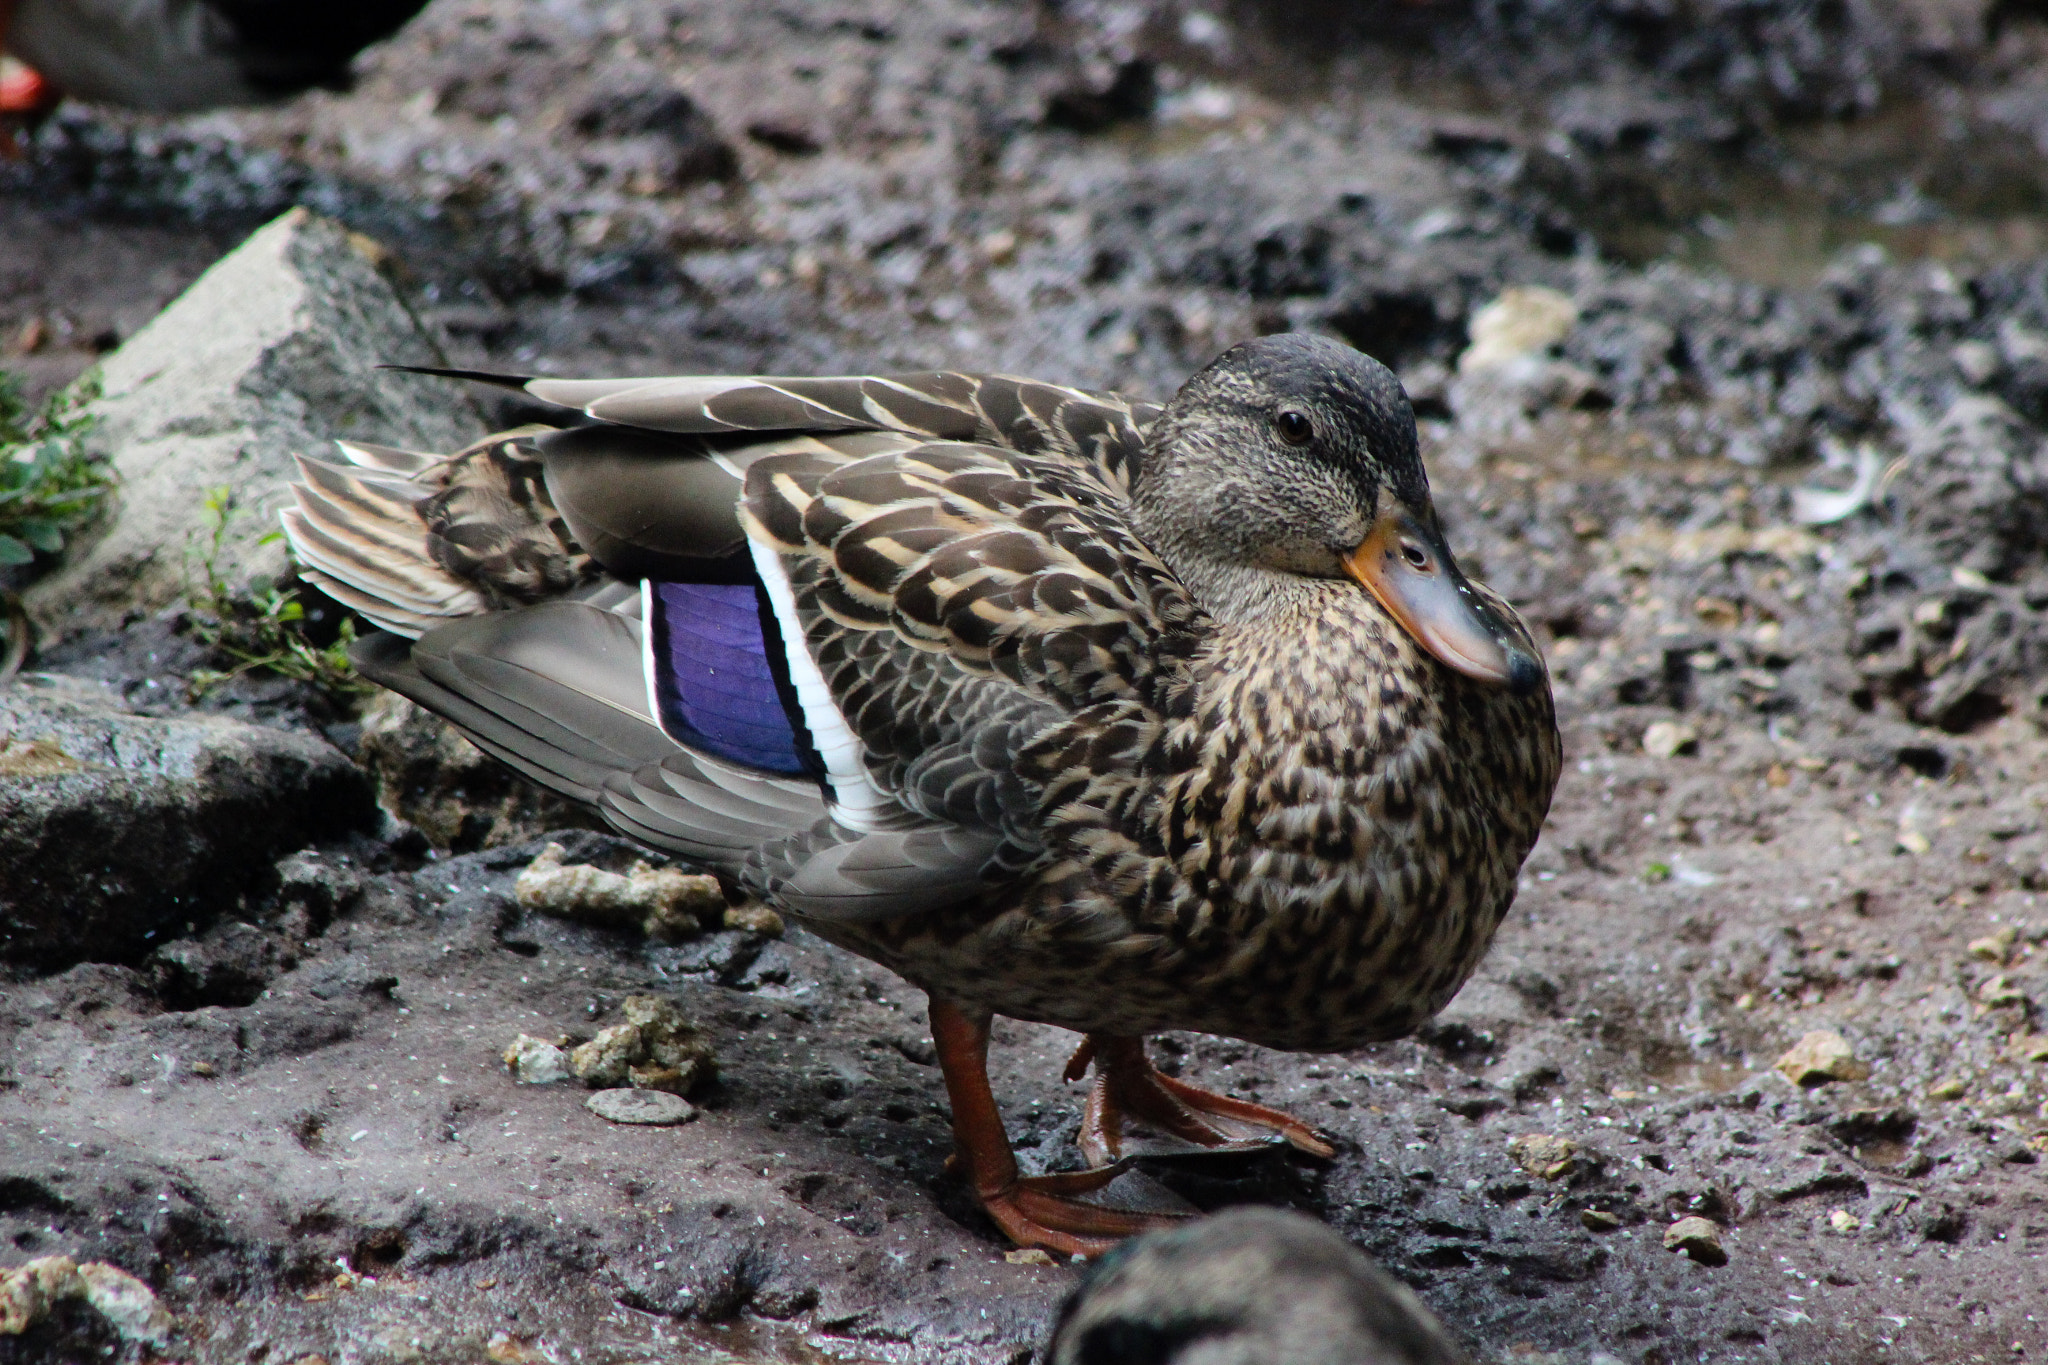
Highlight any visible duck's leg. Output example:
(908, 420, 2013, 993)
(929, 998, 1188, 1257)
(1067, 1034, 1337, 1166)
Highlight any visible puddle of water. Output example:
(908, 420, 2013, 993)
(1640, 100, 2048, 285)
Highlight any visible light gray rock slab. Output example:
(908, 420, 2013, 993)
(0, 673, 375, 967)
(25, 207, 481, 641)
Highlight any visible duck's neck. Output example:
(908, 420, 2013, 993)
(1144, 531, 1341, 628)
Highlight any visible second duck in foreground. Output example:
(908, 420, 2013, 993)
(284, 333, 1562, 1254)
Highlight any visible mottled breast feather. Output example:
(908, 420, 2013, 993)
(742, 435, 1558, 1054)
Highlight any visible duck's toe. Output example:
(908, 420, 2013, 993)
(1072, 1035, 1338, 1166)
(980, 1166, 1196, 1259)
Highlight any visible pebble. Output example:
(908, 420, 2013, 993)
(1662, 1216, 1727, 1266)
(1978, 975, 2027, 1008)
(586, 1088, 696, 1126)
(1507, 1133, 1579, 1180)
(1641, 721, 1698, 759)
(1928, 1077, 1968, 1100)
(1459, 286, 1578, 372)
(2004, 1034, 2048, 1065)
(1827, 1209, 1861, 1233)
(1003, 1248, 1057, 1267)
(503, 1033, 571, 1085)
(722, 902, 786, 937)
(1968, 928, 2018, 963)
(1774, 1031, 1869, 1087)
(1580, 1209, 1622, 1232)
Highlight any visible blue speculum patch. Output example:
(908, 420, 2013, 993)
(648, 579, 816, 776)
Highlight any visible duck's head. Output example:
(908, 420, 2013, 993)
(1046, 1207, 1472, 1365)
(1137, 332, 1541, 695)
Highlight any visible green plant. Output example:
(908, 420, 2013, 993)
(0, 369, 108, 567)
(185, 485, 371, 701)
(0, 368, 108, 677)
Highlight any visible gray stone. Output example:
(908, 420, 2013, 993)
(0, 674, 375, 968)
(24, 208, 482, 641)
(585, 1088, 696, 1126)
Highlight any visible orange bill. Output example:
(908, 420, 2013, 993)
(1343, 510, 1542, 695)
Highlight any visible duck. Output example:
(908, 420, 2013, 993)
(1046, 1206, 1472, 1365)
(281, 332, 1561, 1255)
(0, 0, 428, 118)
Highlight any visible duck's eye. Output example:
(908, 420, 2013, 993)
(1400, 540, 1430, 570)
(1275, 410, 1313, 445)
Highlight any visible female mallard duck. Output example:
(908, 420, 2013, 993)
(1047, 1207, 1471, 1365)
(282, 333, 1560, 1255)
(0, 0, 426, 117)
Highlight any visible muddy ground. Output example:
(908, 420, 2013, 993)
(5, 1, 2048, 1361)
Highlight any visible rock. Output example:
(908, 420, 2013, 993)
(1663, 1216, 1727, 1266)
(354, 693, 601, 850)
(1928, 1077, 1967, 1100)
(585, 1088, 696, 1126)
(74, 1263, 173, 1345)
(1580, 1209, 1622, 1232)
(2005, 1033, 2048, 1064)
(0, 1255, 171, 1343)
(621, 994, 716, 1091)
(1978, 974, 2027, 1008)
(0, 674, 373, 968)
(1459, 286, 1579, 373)
(1968, 928, 2018, 962)
(516, 841, 722, 940)
(1774, 1031, 1870, 1087)
(563, 994, 716, 1094)
(1449, 286, 1599, 433)
(23, 208, 481, 642)
(0, 1255, 78, 1334)
(1507, 1133, 1579, 1180)
(722, 902, 786, 937)
(570, 88, 738, 184)
(502, 1033, 572, 1085)
(568, 1024, 641, 1089)
(1827, 1209, 1862, 1234)
(148, 918, 290, 1008)
(1641, 721, 1699, 759)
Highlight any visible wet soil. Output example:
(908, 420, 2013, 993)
(6, 2, 2048, 1362)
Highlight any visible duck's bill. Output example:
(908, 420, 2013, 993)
(1343, 513, 1543, 695)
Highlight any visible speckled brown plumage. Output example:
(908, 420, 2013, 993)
(739, 440, 1555, 1051)
(281, 335, 1562, 1253)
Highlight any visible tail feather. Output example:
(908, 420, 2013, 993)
(280, 428, 593, 638)
(330, 439, 444, 478)
(283, 498, 483, 620)
(284, 452, 488, 636)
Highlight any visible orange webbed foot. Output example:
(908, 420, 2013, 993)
(929, 1000, 1195, 1258)
(1067, 1034, 1338, 1167)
